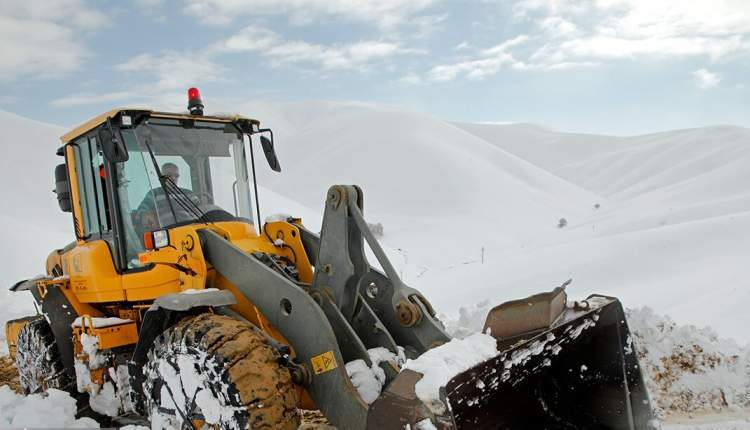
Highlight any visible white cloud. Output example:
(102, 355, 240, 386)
(454, 41, 470, 51)
(50, 91, 134, 108)
(57, 22, 415, 107)
(0, 0, 108, 81)
(116, 52, 224, 91)
(692, 68, 721, 90)
(184, 0, 436, 29)
(518, 0, 750, 63)
(135, 0, 168, 21)
(409, 14, 448, 39)
(427, 0, 750, 82)
(398, 72, 424, 85)
(50, 50, 222, 108)
(538, 16, 577, 36)
(216, 26, 411, 71)
(428, 35, 529, 81)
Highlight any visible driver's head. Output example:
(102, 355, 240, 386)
(162, 162, 179, 183)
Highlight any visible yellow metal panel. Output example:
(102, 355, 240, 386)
(263, 221, 314, 284)
(94, 322, 138, 350)
(121, 264, 182, 301)
(63, 240, 125, 303)
(73, 319, 138, 351)
(60, 109, 260, 145)
(124, 223, 212, 300)
(4, 317, 36, 359)
(38, 277, 103, 317)
(65, 145, 86, 242)
(60, 109, 136, 144)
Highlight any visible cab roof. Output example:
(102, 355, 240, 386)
(60, 108, 261, 145)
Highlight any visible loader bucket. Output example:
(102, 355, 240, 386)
(444, 296, 655, 430)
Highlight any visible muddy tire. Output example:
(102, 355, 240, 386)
(15, 317, 73, 395)
(144, 313, 300, 430)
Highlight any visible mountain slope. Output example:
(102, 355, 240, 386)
(247, 102, 599, 240)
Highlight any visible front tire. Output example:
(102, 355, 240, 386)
(15, 317, 73, 394)
(144, 313, 300, 430)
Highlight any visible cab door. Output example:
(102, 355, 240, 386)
(64, 133, 124, 303)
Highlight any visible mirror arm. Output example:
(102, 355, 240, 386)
(257, 128, 274, 138)
(247, 135, 262, 229)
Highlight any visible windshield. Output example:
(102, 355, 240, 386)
(115, 117, 255, 268)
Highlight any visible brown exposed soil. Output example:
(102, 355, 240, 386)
(299, 410, 336, 429)
(0, 355, 20, 392)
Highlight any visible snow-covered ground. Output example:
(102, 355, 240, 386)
(0, 104, 748, 428)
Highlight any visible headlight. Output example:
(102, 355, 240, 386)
(143, 229, 170, 250)
(152, 229, 170, 249)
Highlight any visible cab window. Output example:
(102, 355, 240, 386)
(72, 135, 111, 236)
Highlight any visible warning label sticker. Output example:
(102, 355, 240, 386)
(311, 351, 338, 375)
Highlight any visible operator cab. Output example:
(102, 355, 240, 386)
(54, 88, 280, 270)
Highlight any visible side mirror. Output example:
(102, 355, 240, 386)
(259, 132, 281, 172)
(54, 163, 72, 213)
(99, 118, 129, 162)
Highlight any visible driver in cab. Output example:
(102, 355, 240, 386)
(136, 162, 200, 228)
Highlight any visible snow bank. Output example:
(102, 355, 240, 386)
(402, 333, 497, 414)
(627, 307, 750, 419)
(0, 386, 98, 428)
(439, 299, 493, 339)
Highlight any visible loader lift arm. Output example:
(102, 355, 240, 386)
(199, 185, 451, 429)
(300, 185, 450, 356)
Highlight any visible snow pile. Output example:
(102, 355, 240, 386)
(72, 331, 131, 417)
(402, 333, 497, 414)
(74, 332, 106, 396)
(415, 417, 438, 429)
(79, 333, 103, 364)
(345, 360, 384, 404)
(346, 347, 406, 404)
(88, 380, 122, 417)
(440, 299, 493, 339)
(627, 307, 750, 418)
(0, 385, 98, 428)
(662, 414, 750, 429)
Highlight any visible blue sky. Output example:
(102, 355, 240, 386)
(1, 0, 748, 135)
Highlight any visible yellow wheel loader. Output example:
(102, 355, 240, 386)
(6, 89, 654, 429)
